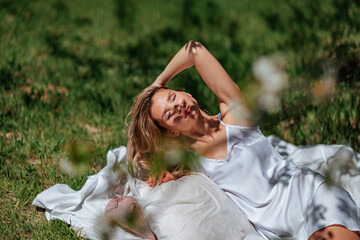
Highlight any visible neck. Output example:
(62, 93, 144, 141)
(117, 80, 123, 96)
(182, 110, 219, 142)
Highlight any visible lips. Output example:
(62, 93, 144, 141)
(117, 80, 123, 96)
(184, 105, 191, 118)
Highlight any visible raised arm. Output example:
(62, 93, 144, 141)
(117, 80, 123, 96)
(153, 41, 252, 125)
(152, 41, 197, 87)
(153, 41, 238, 102)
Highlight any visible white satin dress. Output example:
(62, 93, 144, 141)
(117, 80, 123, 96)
(192, 114, 360, 240)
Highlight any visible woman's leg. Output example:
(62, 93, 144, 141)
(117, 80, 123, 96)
(309, 225, 360, 240)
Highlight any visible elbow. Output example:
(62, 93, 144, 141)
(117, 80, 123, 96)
(184, 40, 204, 55)
(186, 40, 202, 45)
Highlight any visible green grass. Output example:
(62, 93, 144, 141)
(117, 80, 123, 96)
(0, 0, 359, 238)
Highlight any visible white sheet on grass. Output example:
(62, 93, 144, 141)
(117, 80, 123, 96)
(32, 136, 360, 239)
(33, 146, 142, 240)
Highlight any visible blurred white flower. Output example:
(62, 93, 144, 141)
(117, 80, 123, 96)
(59, 157, 77, 176)
(165, 148, 182, 167)
(260, 93, 281, 112)
(253, 56, 288, 111)
(327, 147, 357, 184)
(229, 100, 252, 123)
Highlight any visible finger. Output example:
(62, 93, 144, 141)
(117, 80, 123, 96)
(165, 171, 176, 181)
(148, 175, 157, 187)
(158, 171, 165, 186)
(151, 175, 157, 187)
(163, 171, 176, 183)
(185, 40, 192, 50)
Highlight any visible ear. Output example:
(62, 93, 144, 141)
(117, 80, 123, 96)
(167, 129, 180, 138)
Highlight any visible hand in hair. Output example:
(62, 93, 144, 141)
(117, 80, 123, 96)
(146, 170, 177, 187)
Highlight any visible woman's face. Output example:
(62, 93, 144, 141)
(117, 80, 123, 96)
(150, 89, 199, 133)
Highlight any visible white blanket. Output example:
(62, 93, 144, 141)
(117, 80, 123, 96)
(33, 136, 360, 239)
(267, 135, 360, 207)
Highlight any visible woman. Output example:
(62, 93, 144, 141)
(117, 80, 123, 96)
(127, 41, 360, 239)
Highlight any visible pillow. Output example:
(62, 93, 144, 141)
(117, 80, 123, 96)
(128, 173, 263, 240)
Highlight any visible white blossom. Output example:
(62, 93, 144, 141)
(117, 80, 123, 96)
(59, 157, 77, 176)
(327, 147, 357, 184)
(253, 56, 288, 111)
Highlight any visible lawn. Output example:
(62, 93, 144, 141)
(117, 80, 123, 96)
(0, 0, 359, 238)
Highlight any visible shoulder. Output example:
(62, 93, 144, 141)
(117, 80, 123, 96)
(218, 101, 255, 127)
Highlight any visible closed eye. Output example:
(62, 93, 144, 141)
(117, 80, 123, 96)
(166, 110, 172, 120)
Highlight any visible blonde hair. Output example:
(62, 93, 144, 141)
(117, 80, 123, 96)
(126, 86, 190, 180)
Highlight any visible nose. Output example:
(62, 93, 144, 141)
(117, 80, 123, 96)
(173, 99, 185, 114)
(175, 104, 183, 114)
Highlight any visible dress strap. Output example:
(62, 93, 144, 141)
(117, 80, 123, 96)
(218, 113, 227, 127)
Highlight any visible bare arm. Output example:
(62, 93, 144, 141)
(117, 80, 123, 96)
(152, 41, 196, 87)
(153, 41, 252, 125)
